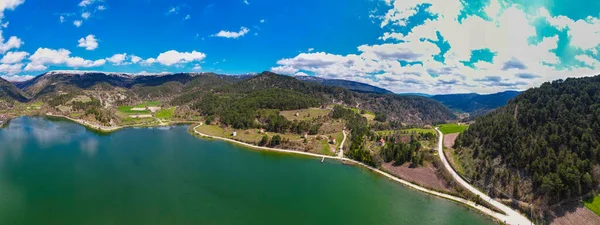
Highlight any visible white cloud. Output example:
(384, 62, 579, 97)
(97, 5, 106, 11)
(0, 51, 28, 64)
(193, 64, 201, 70)
(167, 6, 179, 15)
(271, 65, 298, 75)
(1, 74, 34, 82)
(130, 55, 142, 64)
(184, 14, 191, 20)
(0, 31, 23, 54)
(59, 15, 65, 23)
(260, 19, 265, 23)
(27, 48, 106, 70)
(269, 0, 600, 94)
(106, 53, 128, 65)
(24, 63, 47, 71)
(78, 0, 95, 7)
(73, 20, 82, 27)
(154, 50, 206, 66)
(0, 0, 24, 22)
(576, 55, 599, 67)
(243, 0, 249, 5)
(213, 27, 250, 39)
(77, 34, 98, 50)
(81, 12, 91, 20)
(0, 63, 22, 74)
(141, 58, 156, 65)
(307, 48, 314, 52)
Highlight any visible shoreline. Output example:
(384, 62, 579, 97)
(191, 124, 504, 224)
(44, 114, 198, 133)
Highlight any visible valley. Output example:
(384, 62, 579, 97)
(3, 70, 600, 224)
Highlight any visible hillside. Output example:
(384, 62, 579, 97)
(8, 70, 455, 125)
(431, 91, 520, 116)
(222, 72, 456, 124)
(296, 75, 394, 94)
(454, 76, 600, 212)
(0, 77, 28, 102)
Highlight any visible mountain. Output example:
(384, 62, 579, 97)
(16, 71, 240, 99)
(296, 75, 394, 94)
(231, 72, 456, 124)
(453, 75, 600, 211)
(0, 77, 28, 102)
(16, 71, 455, 125)
(397, 93, 432, 97)
(431, 90, 521, 115)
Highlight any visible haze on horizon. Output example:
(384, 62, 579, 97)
(0, 0, 599, 94)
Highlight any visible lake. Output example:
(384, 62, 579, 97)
(0, 117, 493, 225)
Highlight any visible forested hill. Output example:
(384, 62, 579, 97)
(454, 75, 600, 209)
(0, 77, 28, 102)
(218, 72, 456, 124)
(431, 90, 520, 116)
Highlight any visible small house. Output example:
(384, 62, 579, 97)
(330, 137, 336, 145)
(294, 112, 300, 117)
(259, 128, 265, 134)
(232, 131, 237, 137)
(303, 132, 308, 139)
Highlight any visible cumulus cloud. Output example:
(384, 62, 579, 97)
(26, 48, 106, 70)
(271, 65, 298, 75)
(78, 0, 96, 7)
(0, 30, 23, 54)
(81, 12, 91, 20)
(1, 51, 28, 64)
(130, 55, 142, 64)
(213, 27, 250, 39)
(24, 63, 47, 71)
(1, 74, 34, 82)
(106, 53, 128, 65)
(271, 0, 600, 93)
(243, 0, 249, 5)
(0, 63, 22, 74)
(77, 34, 98, 50)
(73, 20, 82, 27)
(154, 50, 206, 66)
(0, 0, 24, 22)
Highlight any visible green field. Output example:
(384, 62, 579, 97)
(279, 108, 331, 121)
(117, 106, 151, 114)
(402, 128, 435, 134)
(438, 123, 468, 134)
(156, 107, 176, 119)
(585, 195, 600, 216)
(134, 101, 161, 108)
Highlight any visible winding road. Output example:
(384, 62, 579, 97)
(435, 128, 533, 225)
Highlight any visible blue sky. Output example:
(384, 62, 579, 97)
(1, 0, 600, 94)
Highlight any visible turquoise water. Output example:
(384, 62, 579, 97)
(0, 117, 493, 225)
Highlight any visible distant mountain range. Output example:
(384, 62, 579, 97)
(430, 91, 521, 116)
(296, 75, 394, 94)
